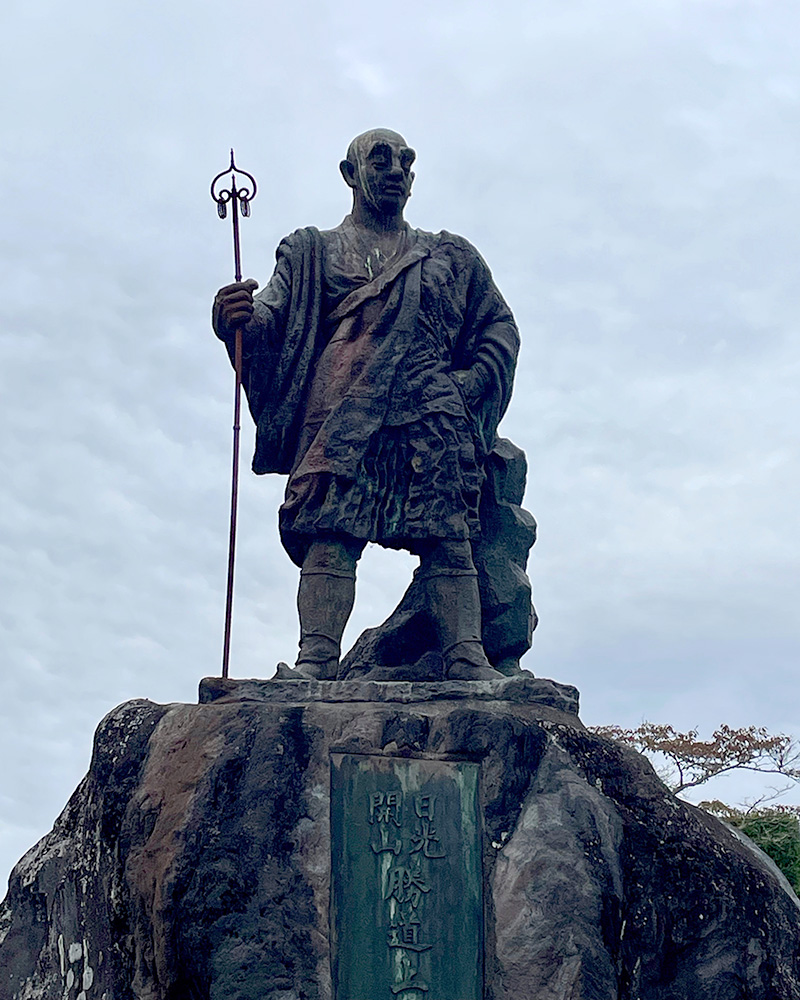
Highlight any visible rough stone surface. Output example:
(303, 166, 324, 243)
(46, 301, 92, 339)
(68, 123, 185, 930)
(199, 673, 579, 715)
(2, 685, 800, 999)
(472, 438, 538, 672)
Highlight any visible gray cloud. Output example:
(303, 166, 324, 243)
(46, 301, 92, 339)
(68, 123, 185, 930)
(1, 0, 799, 884)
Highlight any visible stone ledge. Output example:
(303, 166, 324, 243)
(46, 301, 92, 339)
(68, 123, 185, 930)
(198, 672, 579, 716)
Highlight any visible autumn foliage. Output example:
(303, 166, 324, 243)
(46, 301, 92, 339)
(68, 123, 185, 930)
(590, 721, 800, 794)
(590, 721, 800, 893)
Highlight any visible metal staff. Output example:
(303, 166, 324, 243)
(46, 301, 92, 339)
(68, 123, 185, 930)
(211, 150, 257, 678)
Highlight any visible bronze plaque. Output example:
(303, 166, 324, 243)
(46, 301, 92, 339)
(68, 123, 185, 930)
(331, 753, 482, 1000)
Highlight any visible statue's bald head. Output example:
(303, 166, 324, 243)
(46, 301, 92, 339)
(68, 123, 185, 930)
(340, 128, 416, 218)
(345, 128, 411, 168)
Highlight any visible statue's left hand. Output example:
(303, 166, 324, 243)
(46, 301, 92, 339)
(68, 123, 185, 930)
(452, 366, 489, 404)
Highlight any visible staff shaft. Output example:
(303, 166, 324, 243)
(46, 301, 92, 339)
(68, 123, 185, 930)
(211, 150, 256, 679)
(231, 174, 243, 283)
(222, 174, 244, 679)
(221, 327, 242, 679)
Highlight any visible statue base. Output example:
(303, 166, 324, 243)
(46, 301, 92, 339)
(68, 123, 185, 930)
(199, 671, 579, 715)
(2, 675, 799, 999)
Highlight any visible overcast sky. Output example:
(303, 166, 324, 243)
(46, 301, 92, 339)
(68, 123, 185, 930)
(1, 0, 799, 886)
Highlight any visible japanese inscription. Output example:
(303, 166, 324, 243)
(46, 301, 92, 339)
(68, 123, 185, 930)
(331, 754, 482, 1000)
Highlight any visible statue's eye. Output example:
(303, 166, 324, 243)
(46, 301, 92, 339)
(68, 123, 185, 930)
(368, 144, 393, 169)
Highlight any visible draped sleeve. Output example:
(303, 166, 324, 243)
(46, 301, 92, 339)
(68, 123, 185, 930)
(216, 227, 327, 475)
(445, 234, 520, 456)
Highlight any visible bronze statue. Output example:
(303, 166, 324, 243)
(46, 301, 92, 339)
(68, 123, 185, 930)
(213, 129, 535, 682)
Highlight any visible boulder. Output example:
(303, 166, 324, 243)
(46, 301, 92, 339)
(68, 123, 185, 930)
(1, 677, 799, 1000)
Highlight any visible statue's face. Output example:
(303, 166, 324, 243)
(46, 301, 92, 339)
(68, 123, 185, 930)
(348, 131, 416, 214)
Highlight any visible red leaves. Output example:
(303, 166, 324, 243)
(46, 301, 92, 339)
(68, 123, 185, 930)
(590, 721, 800, 794)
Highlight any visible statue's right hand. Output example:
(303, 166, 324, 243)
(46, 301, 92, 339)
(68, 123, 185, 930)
(212, 279, 260, 339)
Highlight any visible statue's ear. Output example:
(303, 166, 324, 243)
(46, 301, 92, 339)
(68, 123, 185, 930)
(340, 159, 357, 189)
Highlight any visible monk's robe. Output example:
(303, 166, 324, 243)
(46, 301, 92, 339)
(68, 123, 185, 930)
(218, 217, 519, 566)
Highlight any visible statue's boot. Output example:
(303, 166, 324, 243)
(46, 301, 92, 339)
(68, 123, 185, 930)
(294, 568, 356, 680)
(424, 570, 504, 681)
(444, 640, 502, 681)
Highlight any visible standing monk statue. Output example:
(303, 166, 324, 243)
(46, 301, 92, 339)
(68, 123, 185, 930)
(213, 129, 534, 682)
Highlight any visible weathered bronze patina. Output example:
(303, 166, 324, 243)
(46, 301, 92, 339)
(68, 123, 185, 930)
(330, 753, 482, 1000)
(213, 129, 535, 681)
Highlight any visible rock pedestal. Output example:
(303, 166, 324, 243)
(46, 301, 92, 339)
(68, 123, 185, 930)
(2, 676, 800, 1000)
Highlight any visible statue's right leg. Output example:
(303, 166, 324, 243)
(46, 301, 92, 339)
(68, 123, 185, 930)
(294, 537, 362, 680)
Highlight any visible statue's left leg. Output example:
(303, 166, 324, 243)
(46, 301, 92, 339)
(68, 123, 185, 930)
(418, 540, 504, 681)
